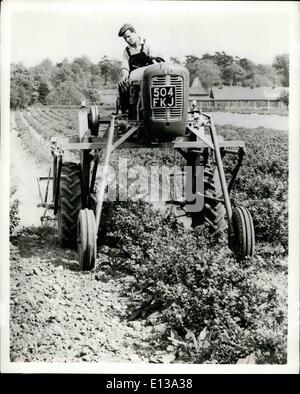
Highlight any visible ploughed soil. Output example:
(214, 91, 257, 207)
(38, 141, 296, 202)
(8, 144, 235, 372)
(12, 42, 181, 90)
(10, 229, 175, 363)
(9, 112, 176, 363)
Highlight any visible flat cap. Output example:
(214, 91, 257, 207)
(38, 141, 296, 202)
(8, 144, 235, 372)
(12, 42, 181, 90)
(118, 23, 134, 37)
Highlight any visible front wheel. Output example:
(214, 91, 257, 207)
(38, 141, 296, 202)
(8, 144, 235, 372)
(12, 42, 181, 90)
(77, 209, 97, 271)
(88, 105, 100, 136)
(229, 206, 255, 259)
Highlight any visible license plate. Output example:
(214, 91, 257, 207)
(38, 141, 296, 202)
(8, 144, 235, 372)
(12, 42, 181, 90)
(151, 86, 176, 108)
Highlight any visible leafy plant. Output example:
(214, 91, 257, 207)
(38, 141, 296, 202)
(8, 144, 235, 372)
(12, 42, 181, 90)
(10, 184, 20, 235)
(220, 125, 288, 249)
(98, 200, 287, 364)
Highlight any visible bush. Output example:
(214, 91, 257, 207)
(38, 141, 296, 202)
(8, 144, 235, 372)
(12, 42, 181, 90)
(279, 90, 289, 107)
(99, 200, 287, 364)
(10, 185, 20, 235)
(10, 64, 37, 109)
(47, 81, 86, 105)
(220, 126, 288, 248)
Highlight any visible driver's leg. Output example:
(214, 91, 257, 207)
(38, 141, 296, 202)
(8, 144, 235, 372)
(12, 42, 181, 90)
(118, 81, 130, 113)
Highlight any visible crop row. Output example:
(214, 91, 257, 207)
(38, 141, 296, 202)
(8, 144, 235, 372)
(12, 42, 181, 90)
(32, 107, 67, 130)
(14, 111, 51, 164)
(29, 107, 75, 135)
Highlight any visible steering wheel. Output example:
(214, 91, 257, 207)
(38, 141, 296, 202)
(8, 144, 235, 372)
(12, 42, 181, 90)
(153, 57, 165, 63)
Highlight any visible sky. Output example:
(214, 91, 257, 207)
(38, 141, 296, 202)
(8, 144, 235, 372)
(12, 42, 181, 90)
(4, 0, 296, 67)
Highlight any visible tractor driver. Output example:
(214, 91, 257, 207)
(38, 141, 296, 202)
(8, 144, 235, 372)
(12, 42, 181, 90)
(118, 23, 163, 112)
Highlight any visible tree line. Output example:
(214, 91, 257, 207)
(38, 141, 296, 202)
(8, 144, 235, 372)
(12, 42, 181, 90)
(177, 52, 289, 90)
(10, 55, 121, 109)
(10, 52, 289, 109)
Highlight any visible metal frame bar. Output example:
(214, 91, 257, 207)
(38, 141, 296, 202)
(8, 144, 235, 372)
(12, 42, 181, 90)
(174, 139, 245, 150)
(227, 148, 245, 193)
(44, 167, 51, 205)
(37, 169, 54, 222)
(89, 152, 100, 196)
(54, 155, 62, 215)
(186, 124, 215, 149)
(52, 154, 57, 202)
(112, 125, 138, 151)
(204, 113, 233, 226)
(95, 116, 115, 231)
(37, 177, 44, 204)
(51, 134, 245, 152)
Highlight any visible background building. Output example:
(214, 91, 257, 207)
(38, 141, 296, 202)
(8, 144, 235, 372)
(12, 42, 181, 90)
(189, 78, 288, 110)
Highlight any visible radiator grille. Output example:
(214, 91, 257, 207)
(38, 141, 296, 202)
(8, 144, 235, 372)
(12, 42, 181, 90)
(151, 75, 183, 120)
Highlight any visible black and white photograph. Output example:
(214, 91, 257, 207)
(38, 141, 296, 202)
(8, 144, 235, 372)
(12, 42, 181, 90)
(1, 0, 299, 374)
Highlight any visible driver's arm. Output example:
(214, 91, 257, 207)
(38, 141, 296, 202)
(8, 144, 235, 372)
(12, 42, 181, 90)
(119, 49, 130, 84)
(119, 68, 129, 84)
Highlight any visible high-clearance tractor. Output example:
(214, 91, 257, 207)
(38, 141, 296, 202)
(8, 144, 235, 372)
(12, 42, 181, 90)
(37, 61, 255, 270)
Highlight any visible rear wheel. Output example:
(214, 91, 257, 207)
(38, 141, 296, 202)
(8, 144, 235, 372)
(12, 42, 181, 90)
(191, 162, 227, 234)
(229, 206, 255, 259)
(77, 208, 97, 271)
(58, 162, 82, 248)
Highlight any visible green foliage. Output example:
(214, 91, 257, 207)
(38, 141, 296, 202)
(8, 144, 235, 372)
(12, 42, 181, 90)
(254, 64, 282, 87)
(98, 122, 288, 363)
(222, 63, 247, 86)
(184, 52, 286, 89)
(10, 183, 20, 235)
(47, 81, 86, 105)
(279, 90, 289, 107)
(31, 58, 54, 81)
(32, 74, 51, 105)
(14, 111, 51, 164)
(51, 63, 74, 87)
(99, 199, 287, 364)
(219, 125, 288, 249)
(202, 51, 234, 69)
(238, 58, 256, 74)
(193, 60, 222, 90)
(111, 125, 289, 251)
(10, 199, 20, 235)
(243, 74, 273, 87)
(81, 87, 101, 104)
(10, 55, 120, 109)
(184, 55, 201, 82)
(209, 107, 288, 116)
(10, 64, 38, 109)
(37, 80, 51, 104)
(272, 54, 289, 87)
(73, 56, 92, 73)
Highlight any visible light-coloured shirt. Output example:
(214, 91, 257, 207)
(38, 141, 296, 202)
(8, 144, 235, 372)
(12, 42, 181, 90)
(121, 37, 156, 71)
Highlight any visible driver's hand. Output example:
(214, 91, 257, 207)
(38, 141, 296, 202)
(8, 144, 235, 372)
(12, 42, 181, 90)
(119, 69, 129, 85)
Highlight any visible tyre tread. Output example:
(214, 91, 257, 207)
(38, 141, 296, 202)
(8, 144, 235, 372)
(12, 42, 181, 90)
(58, 162, 82, 247)
(192, 162, 227, 234)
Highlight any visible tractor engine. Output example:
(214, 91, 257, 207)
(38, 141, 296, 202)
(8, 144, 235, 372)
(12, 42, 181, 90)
(128, 61, 189, 141)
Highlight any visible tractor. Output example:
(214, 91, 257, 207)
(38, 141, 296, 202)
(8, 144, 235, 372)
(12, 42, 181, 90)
(37, 60, 255, 270)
